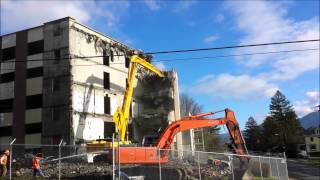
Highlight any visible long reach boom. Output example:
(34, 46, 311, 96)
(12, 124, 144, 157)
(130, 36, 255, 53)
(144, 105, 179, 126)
(113, 55, 165, 145)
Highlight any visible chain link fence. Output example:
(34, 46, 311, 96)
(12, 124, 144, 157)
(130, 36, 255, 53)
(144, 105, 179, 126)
(1, 142, 288, 180)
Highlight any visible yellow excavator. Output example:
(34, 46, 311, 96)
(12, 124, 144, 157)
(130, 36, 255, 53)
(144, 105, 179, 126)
(87, 55, 165, 150)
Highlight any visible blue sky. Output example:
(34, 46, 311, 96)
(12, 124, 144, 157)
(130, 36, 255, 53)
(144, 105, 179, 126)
(1, 0, 319, 130)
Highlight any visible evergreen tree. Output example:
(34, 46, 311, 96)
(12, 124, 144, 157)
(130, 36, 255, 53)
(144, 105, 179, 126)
(262, 116, 279, 150)
(244, 117, 261, 151)
(267, 90, 302, 155)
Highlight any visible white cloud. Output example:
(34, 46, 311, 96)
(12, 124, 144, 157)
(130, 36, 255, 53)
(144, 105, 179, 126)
(144, 0, 161, 11)
(294, 91, 320, 117)
(214, 13, 224, 23)
(154, 62, 166, 71)
(203, 35, 219, 43)
(1, 0, 130, 34)
(174, 0, 197, 12)
(191, 74, 279, 100)
(226, 1, 319, 80)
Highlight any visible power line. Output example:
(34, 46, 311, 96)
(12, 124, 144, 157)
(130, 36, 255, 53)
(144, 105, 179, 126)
(152, 48, 319, 62)
(1, 39, 319, 63)
(0, 48, 318, 71)
(145, 39, 320, 55)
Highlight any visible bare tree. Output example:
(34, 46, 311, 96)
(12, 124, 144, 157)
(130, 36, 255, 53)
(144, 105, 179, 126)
(180, 93, 203, 117)
(179, 93, 220, 151)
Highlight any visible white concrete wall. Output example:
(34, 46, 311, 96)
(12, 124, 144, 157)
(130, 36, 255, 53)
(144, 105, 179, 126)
(0, 112, 13, 127)
(26, 77, 43, 96)
(0, 82, 14, 100)
(0, 60, 15, 74)
(28, 27, 43, 42)
(27, 53, 43, 68)
(1, 33, 16, 48)
(0, 136, 11, 144)
(25, 108, 42, 124)
(69, 20, 130, 141)
(73, 114, 105, 140)
(1, 34, 16, 74)
(25, 133, 41, 144)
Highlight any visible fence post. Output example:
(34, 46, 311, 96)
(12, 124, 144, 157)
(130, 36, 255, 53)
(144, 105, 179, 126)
(9, 138, 16, 180)
(58, 139, 63, 180)
(231, 155, 234, 180)
(197, 151, 201, 180)
(276, 159, 280, 179)
(158, 148, 162, 180)
(268, 157, 273, 177)
(117, 133, 120, 179)
(259, 156, 263, 180)
(112, 134, 115, 180)
(283, 152, 289, 180)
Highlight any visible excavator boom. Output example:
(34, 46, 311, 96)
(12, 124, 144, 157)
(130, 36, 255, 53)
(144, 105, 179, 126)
(113, 55, 165, 144)
(156, 108, 247, 154)
(112, 108, 247, 164)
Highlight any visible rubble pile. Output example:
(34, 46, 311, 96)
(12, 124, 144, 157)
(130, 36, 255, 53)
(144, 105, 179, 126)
(12, 161, 113, 180)
(9, 156, 271, 180)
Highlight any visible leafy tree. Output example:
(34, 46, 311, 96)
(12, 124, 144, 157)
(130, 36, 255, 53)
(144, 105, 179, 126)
(244, 117, 261, 151)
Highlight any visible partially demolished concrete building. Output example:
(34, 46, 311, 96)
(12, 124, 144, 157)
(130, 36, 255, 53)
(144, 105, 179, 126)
(0, 17, 184, 150)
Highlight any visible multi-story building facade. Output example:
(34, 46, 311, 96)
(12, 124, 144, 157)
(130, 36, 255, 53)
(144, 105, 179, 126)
(0, 17, 182, 147)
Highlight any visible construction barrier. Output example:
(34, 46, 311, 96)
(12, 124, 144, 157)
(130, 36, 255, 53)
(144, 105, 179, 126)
(0, 143, 288, 180)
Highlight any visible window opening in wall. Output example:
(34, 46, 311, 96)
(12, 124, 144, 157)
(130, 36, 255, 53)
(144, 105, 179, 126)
(25, 123, 42, 134)
(0, 126, 12, 136)
(310, 144, 316, 150)
(104, 96, 111, 115)
(28, 40, 44, 55)
(103, 72, 110, 90)
(27, 67, 43, 78)
(311, 137, 314, 142)
(52, 77, 60, 91)
(26, 94, 42, 109)
(0, 72, 14, 83)
(126, 78, 128, 88)
(110, 50, 114, 62)
(125, 56, 130, 68)
(2, 47, 15, 61)
(104, 122, 115, 138)
(103, 49, 109, 66)
(0, 99, 13, 113)
(52, 107, 60, 121)
(54, 49, 61, 63)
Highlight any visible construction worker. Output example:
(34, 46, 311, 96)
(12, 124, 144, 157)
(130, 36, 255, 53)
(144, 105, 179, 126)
(33, 153, 46, 177)
(0, 149, 9, 177)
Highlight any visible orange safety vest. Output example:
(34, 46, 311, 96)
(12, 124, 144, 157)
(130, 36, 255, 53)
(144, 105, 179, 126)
(0, 154, 7, 165)
(33, 157, 40, 170)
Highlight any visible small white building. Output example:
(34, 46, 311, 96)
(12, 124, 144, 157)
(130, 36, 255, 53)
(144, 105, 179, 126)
(304, 127, 320, 156)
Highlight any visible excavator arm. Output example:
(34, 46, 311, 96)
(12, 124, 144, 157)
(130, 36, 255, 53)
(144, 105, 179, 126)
(156, 109, 247, 155)
(113, 55, 165, 144)
(112, 108, 248, 164)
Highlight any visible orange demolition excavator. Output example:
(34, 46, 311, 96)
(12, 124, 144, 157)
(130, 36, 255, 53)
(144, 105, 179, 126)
(112, 108, 248, 164)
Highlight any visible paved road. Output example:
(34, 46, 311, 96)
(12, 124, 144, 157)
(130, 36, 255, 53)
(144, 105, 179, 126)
(287, 159, 320, 180)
